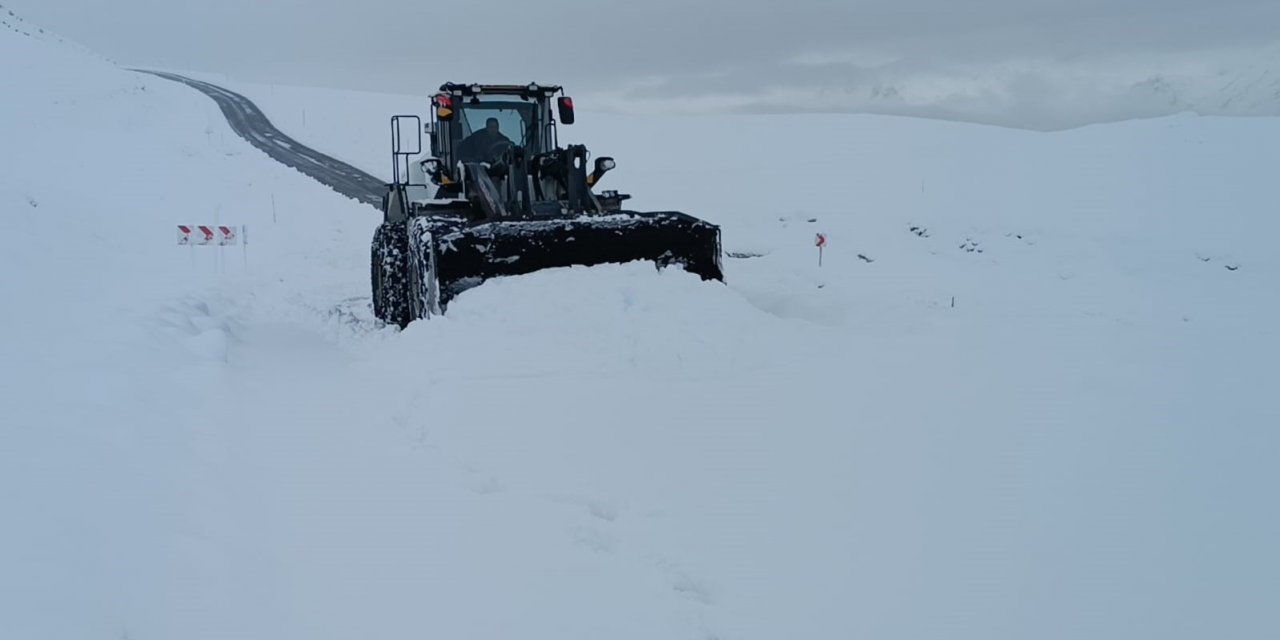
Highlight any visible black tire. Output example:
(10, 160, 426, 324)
(371, 222, 410, 328)
(406, 218, 441, 320)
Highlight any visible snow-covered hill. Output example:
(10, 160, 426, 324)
(1205, 59, 1280, 114)
(585, 45, 1280, 131)
(3, 8, 1278, 640)
(0, 8, 373, 639)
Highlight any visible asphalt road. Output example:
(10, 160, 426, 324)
(138, 70, 386, 210)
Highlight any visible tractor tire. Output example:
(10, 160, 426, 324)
(407, 217, 441, 320)
(371, 222, 411, 328)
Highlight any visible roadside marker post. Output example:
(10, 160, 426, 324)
(177, 224, 247, 272)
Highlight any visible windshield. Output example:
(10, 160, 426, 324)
(454, 100, 537, 163)
(460, 101, 533, 146)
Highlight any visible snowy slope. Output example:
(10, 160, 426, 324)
(0, 9, 374, 639)
(4, 9, 1279, 640)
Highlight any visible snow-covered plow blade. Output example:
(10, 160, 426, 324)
(390, 211, 722, 319)
(436, 212, 721, 300)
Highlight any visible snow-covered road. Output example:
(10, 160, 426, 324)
(140, 70, 386, 208)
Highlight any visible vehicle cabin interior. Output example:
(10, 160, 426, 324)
(455, 99, 536, 163)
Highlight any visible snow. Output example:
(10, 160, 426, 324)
(581, 44, 1280, 131)
(3, 9, 1279, 640)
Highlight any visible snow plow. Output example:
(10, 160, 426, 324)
(371, 82, 724, 327)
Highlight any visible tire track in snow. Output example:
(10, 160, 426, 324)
(136, 70, 386, 210)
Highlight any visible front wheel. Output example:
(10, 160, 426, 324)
(371, 222, 410, 328)
(406, 217, 441, 321)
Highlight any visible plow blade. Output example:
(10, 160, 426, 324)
(411, 210, 723, 312)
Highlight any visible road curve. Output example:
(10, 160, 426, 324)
(137, 70, 386, 210)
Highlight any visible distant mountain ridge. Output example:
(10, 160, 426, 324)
(592, 44, 1280, 131)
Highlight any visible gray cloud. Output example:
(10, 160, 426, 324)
(8, 0, 1280, 128)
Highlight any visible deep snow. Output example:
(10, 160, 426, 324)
(3, 10, 1279, 640)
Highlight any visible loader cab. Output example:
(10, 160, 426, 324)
(429, 83, 566, 170)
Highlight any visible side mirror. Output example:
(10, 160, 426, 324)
(557, 96, 575, 125)
(419, 158, 451, 185)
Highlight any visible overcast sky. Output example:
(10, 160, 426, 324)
(9, 0, 1280, 126)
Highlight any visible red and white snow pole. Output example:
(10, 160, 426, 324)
(815, 233, 827, 266)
